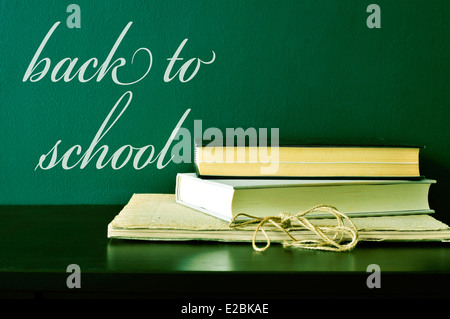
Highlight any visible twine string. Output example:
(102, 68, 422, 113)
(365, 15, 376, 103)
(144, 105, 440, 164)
(229, 205, 359, 252)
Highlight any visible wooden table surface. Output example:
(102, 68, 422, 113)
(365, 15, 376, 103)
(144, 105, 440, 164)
(1, 205, 450, 302)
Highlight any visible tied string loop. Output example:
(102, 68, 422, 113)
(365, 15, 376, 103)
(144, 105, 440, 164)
(229, 205, 359, 252)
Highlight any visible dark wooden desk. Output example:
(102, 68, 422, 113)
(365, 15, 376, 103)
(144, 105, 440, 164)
(1, 205, 450, 304)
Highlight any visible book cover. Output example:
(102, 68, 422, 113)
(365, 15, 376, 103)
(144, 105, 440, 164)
(176, 173, 435, 222)
(108, 194, 450, 243)
(194, 140, 423, 178)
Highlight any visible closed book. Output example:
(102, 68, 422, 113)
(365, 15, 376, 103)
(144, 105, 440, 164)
(107, 194, 450, 243)
(175, 173, 434, 222)
(194, 143, 422, 178)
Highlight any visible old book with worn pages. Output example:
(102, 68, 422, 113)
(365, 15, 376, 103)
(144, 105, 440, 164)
(107, 194, 450, 243)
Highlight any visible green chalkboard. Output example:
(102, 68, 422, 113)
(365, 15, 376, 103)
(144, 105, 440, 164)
(1, 1, 449, 223)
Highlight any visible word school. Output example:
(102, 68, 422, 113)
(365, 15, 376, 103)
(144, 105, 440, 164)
(35, 91, 280, 172)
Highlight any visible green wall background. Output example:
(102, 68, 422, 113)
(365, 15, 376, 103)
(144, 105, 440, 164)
(1, 1, 449, 221)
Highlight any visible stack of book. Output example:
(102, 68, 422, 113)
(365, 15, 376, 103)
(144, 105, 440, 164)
(108, 143, 450, 247)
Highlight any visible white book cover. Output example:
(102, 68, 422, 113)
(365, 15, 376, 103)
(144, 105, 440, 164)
(175, 173, 435, 222)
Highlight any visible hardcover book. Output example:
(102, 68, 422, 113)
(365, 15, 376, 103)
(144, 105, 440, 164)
(194, 143, 422, 178)
(175, 173, 434, 222)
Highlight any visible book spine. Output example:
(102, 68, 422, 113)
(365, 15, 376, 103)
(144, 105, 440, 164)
(193, 146, 201, 176)
(175, 174, 182, 201)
